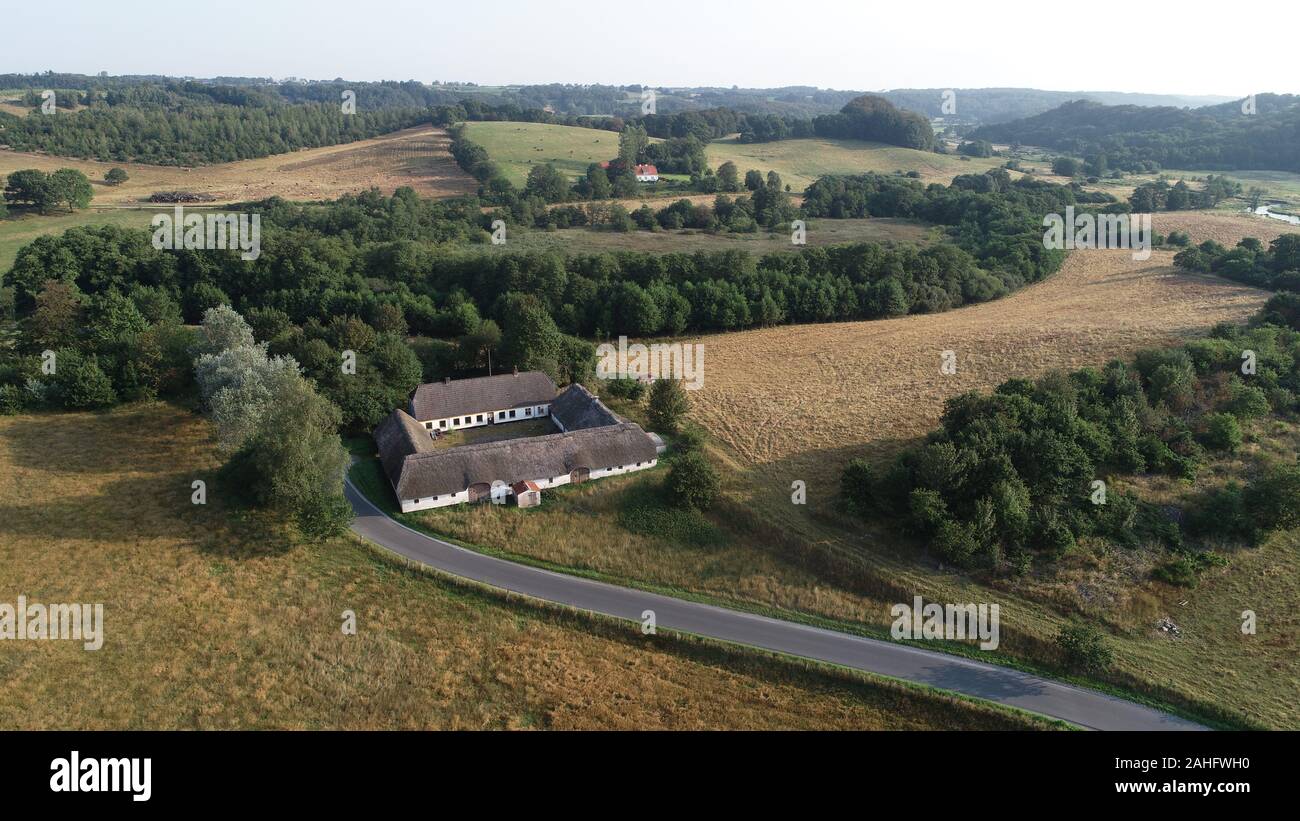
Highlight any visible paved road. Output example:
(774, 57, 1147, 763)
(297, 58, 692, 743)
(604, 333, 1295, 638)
(345, 479, 1205, 731)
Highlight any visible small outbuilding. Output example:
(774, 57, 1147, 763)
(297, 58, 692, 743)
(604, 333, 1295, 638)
(511, 480, 542, 508)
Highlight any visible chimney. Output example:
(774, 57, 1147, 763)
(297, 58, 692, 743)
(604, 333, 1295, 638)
(444, 376, 450, 385)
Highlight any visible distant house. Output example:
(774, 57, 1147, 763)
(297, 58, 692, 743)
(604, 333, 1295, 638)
(375, 375, 658, 512)
(598, 161, 659, 182)
(409, 368, 556, 433)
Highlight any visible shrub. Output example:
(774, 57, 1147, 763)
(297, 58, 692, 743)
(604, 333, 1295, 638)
(602, 376, 645, 401)
(839, 457, 875, 517)
(674, 423, 707, 455)
(1243, 463, 1300, 534)
(1202, 412, 1243, 452)
(1226, 381, 1270, 419)
(1055, 623, 1113, 673)
(666, 451, 720, 511)
(647, 378, 688, 434)
(1185, 482, 1251, 541)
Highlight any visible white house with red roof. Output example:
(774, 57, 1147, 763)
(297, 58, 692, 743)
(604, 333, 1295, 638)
(634, 164, 659, 182)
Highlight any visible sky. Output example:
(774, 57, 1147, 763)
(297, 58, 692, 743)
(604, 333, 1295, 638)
(5, 0, 1293, 97)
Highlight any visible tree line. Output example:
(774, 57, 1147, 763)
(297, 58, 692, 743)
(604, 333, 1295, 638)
(0, 95, 427, 165)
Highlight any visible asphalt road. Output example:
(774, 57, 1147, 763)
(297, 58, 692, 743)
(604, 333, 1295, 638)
(345, 479, 1205, 731)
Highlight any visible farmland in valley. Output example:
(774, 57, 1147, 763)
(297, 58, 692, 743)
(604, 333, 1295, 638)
(704, 135, 1011, 190)
(462, 121, 633, 187)
(0, 125, 474, 206)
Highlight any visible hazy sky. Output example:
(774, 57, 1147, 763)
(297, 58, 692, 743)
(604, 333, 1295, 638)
(6, 0, 1292, 96)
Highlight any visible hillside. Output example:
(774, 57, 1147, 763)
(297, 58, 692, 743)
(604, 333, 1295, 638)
(882, 88, 1233, 124)
(0, 125, 473, 208)
(705, 136, 1006, 190)
(461, 121, 636, 186)
(972, 96, 1300, 172)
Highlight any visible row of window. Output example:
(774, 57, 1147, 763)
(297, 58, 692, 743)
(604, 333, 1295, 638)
(423, 406, 547, 431)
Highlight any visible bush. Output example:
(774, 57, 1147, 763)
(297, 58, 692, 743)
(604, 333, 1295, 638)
(674, 423, 707, 454)
(602, 376, 645, 401)
(1185, 482, 1251, 541)
(1055, 623, 1114, 673)
(647, 378, 688, 434)
(839, 457, 875, 517)
(1243, 463, 1300, 534)
(1201, 412, 1243, 452)
(665, 451, 720, 511)
(52, 351, 116, 409)
(295, 490, 354, 541)
(1226, 381, 1270, 419)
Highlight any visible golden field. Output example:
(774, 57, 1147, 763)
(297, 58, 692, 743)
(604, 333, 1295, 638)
(0, 404, 1051, 730)
(0, 125, 474, 206)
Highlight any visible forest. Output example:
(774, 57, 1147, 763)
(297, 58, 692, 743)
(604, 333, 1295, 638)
(972, 96, 1300, 173)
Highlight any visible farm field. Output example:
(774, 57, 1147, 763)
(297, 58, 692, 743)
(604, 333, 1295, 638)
(1082, 168, 1300, 214)
(395, 213, 1299, 727)
(462, 121, 634, 187)
(0, 403, 1053, 730)
(0, 208, 152, 273)
(705, 135, 1010, 191)
(0, 125, 474, 206)
(483, 216, 933, 254)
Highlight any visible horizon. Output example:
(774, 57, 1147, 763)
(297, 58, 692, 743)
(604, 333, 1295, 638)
(5, 0, 1294, 97)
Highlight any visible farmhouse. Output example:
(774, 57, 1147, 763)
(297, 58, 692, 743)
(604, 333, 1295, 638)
(374, 376, 659, 512)
(598, 161, 660, 182)
(410, 368, 556, 432)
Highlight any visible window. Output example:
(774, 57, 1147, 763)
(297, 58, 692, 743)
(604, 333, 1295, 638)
(477, 414, 484, 422)
(439, 420, 447, 428)
(525, 407, 532, 416)
(425, 422, 432, 430)
(509, 410, 516, 419)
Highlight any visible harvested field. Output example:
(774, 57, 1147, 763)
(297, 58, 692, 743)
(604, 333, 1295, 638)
(1153, 210, 1297, 247)
(0, 125, 474, 206)
(688, 246, 1270, 490)
(705, 135, 1010, 191)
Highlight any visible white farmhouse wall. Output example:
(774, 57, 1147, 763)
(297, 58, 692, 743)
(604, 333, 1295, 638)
(421, 403, 550, 432)
(400, 489, 470, 512)
(394, 459, 656, 512)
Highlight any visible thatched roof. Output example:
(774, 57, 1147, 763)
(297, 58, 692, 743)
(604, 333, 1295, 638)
(385, 422, 657, 500)
(373, 408, 435, 487)
(550, 383, 622, 431)
(411, 371, 557, 420)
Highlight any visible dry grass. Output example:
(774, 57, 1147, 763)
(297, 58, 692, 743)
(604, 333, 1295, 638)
(688, 247, 1267, 491)
(705, 135, 1010, 191)
(0, 403, 1047, 730)
(1153, 211, 1296, 247)
(0, 125, 474, 206)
